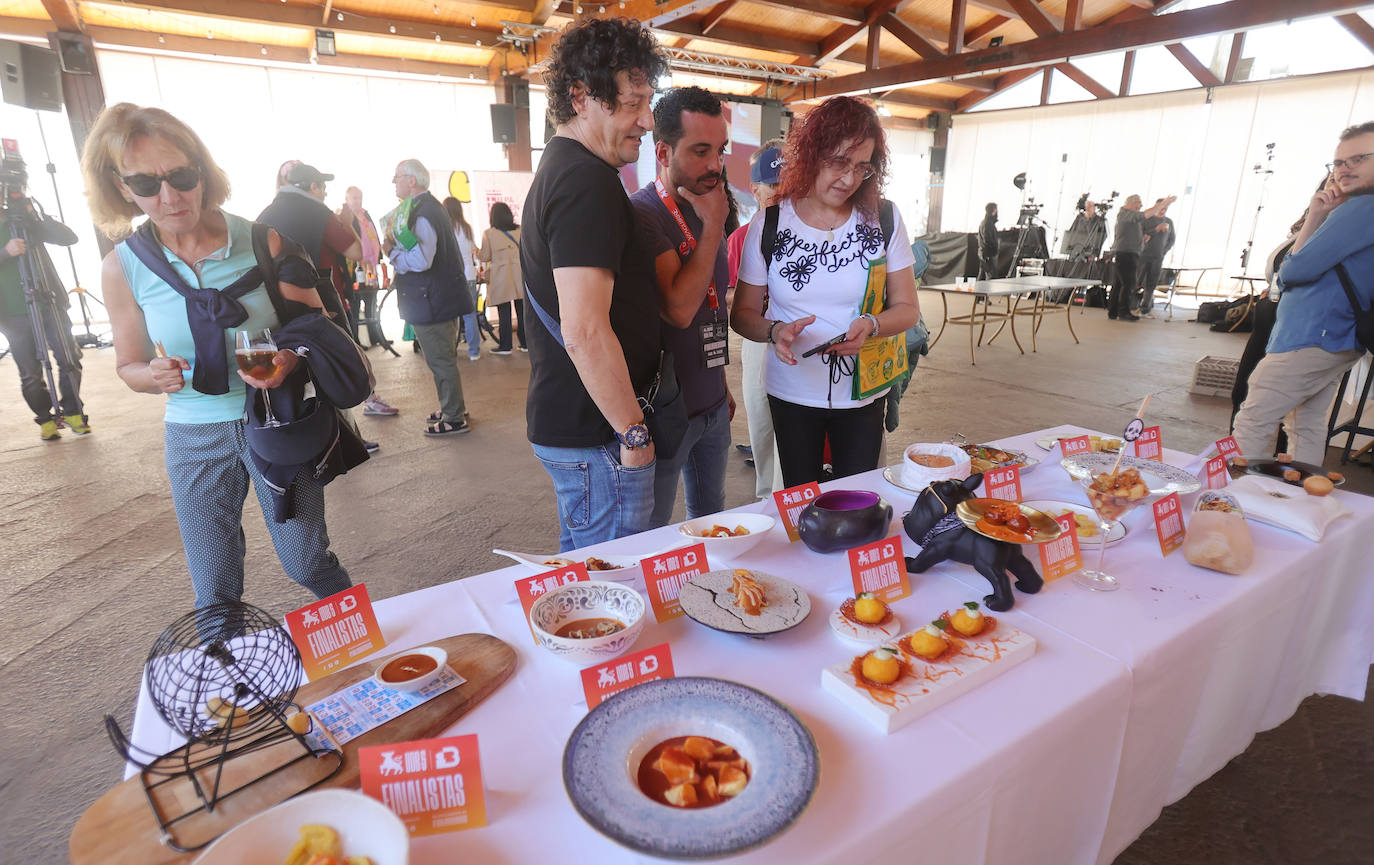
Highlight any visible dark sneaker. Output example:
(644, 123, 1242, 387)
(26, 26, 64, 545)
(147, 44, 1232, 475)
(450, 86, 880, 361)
(364, 440, 381, 454)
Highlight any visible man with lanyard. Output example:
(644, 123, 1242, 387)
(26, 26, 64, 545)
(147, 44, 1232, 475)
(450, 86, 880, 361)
(520, 17, 667, 551)
(631, 86, 733, 527)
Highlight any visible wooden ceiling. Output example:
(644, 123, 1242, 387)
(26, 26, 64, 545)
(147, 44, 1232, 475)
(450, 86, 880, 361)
(2, 0, 1373, 122)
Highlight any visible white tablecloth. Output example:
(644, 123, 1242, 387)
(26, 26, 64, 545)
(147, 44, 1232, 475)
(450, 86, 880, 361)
(126, 426, 1374, 865)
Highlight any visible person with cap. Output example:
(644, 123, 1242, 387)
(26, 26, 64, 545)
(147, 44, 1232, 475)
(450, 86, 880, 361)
(260, 162, 397, 434)
(727, 138, 784, 499)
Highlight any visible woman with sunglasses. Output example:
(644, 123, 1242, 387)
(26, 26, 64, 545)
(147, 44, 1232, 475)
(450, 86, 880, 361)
(731, 96, 919, 486)
(81, 103, 352, 610)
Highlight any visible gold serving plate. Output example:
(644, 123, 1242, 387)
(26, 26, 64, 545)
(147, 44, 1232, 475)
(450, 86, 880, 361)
(955, 498, 1064, 544)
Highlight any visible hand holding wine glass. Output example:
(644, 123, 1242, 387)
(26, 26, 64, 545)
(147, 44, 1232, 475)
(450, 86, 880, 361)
(235, 329, 296, 428)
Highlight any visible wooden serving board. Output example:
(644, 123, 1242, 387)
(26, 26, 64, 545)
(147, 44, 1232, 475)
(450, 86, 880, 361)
(69, 633, 516, 865)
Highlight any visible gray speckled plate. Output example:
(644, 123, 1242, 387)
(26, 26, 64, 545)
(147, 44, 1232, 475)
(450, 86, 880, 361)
(678, 569, 811, 637)
(562, 677, 819, 859)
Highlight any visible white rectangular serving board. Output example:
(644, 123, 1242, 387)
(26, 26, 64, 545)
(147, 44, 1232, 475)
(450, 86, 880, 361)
(822, 624, 1036, 734)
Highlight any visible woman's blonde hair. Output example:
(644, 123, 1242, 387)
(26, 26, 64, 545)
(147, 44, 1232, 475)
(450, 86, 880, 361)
(81, 103, 231, 240)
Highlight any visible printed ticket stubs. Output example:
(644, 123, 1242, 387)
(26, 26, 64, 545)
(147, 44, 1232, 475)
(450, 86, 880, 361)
(1134, 426, 1163, 461)
(359, 734, 486, 836)
(1038, 513, 1083, 581)
(642, 544, 708, 622)
(1204, 455, 1229, 490)
(1059, 435, 1092, 457)
(581, 642, 675, 709)
(982, 464, 1023, 502)
(847, 536, 911, 602)
(1153, 493, 1187, 556)
(1215, 436, 1240, 461)
(286, 584, 386, 681)
(773, 482, 821, 542)
(515, 563, 590, 643)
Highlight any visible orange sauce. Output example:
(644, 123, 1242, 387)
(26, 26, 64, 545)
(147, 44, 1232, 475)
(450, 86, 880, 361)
(554, 617, 625, 639)
(847, 656, 922, 707)
(637, 736, 748, 809)
(974, 518, 1034, 543)
(380, 653, 438, 683)
(908, 453, 955, 467)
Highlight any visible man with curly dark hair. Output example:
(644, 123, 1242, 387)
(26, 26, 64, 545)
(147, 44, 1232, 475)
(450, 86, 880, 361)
(520, 17, 671, 551)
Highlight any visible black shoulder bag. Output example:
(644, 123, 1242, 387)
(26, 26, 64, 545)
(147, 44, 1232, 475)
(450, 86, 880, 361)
(1335, 263, 1374, 355)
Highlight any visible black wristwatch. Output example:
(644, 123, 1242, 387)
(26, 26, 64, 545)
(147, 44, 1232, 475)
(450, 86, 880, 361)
(616, 422, 652, 450)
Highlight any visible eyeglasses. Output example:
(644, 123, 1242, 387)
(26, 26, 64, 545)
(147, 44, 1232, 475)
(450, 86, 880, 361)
(116, 165, 201, 197)
(822, 157, 876, 180)
(1326, 152, 1374, 173)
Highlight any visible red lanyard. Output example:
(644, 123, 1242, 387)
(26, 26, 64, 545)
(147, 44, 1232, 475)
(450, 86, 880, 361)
(654, 178, 719, 310)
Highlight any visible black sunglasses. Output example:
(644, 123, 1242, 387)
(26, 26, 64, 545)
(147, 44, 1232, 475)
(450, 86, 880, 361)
(116, 165, 202, 197)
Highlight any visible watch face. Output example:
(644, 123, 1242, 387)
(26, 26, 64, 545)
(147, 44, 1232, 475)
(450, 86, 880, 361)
(621, 423, 650, 448)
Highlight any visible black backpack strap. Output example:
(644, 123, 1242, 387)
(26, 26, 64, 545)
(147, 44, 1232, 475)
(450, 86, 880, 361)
(879, 198, 894, 251)
(761, 204, 780, 262)
(1335, 263, 1366, 315)
(251, 223, 292, 323)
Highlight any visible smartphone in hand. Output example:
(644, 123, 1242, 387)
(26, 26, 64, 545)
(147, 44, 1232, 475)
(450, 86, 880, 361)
(801, 333, 849, 358)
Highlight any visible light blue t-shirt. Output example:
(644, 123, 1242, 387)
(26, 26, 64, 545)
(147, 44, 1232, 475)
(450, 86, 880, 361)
(1271, 195, 1374, 355)
(116, 212, 280, 424)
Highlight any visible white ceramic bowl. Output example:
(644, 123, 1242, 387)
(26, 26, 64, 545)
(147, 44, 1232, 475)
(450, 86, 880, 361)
(900, 442, 971, 488)
(529, 580, 646, 665)
(191, 788, 409, 865)
(678, 512, 776, 560)
(372, 645, 447, 693)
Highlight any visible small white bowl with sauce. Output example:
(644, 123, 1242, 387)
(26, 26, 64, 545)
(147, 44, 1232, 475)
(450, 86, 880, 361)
(678, 512, 776, 560)
(529, 580, 647, 665)
(372, 645, 448, 692)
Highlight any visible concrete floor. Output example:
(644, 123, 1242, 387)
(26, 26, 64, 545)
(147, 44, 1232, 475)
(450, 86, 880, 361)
(2, 301, 1371, 863)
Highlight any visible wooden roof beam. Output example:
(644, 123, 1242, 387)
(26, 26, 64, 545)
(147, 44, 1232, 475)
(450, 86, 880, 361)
(1052, 61, 1113, 98)
(810, 0, 1367, 99)
(1223, 32, 1245, 82)
(948, 0, 967, 53)
(882, 13, 945, 59)
(657, 20, 817, 57)
(617, 0, 720, 28)
(816, 0, 906, 65)
(867, 22, 882, 69)
(968, 0, 1062, 32)
(40, 0, 83, 32)
(1120, 48, 1135, 95)
(1003, 0, 1059, 38)
(1064, 0, 1082, 32)
(747, 0, 866, 26)
(125, 0, 505, 49)
(874, 90, 959, 111)
(964, 14, 1010, 45)
(1165, 41, 1221, 87)
(699, 0, 737, 35)
(1336, 12, 1374, 54)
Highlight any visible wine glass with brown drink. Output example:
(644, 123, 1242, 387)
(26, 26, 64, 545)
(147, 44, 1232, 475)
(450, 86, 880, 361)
(235, 328, 283, 428)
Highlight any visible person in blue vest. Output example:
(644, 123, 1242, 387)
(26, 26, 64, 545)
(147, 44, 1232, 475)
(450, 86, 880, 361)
(81, 103, 352, 610)
(384, 158, 473, 436)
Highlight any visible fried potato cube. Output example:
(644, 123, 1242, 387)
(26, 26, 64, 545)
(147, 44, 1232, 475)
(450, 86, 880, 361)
(284, 825, 341, 865)
(1282, 469, 1301, 482)
(701, 774, 718, 800)
(712, 744, 736, 757)
(653, 747, 699, 785)
(664, 782, 700, 807)
(717, 765, 749, 797)
(681, 736, 716, 763)
(707, 758, 748, 777)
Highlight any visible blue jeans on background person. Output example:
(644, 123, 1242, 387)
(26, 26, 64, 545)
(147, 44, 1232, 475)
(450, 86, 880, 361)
(649, 400, 731, 528)
(462, 312, 480, 359)
(531, 441, 656, 552)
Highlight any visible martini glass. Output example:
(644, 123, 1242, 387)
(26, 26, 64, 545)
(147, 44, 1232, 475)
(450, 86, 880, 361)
(1073, 469, 1150, 591)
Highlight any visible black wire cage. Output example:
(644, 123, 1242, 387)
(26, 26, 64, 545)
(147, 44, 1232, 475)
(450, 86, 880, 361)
(104, 601, 342, 852)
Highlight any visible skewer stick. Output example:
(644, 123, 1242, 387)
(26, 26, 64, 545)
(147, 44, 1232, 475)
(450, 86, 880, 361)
(154, 340, 168, 358)
(1109, 393, 1152, 475)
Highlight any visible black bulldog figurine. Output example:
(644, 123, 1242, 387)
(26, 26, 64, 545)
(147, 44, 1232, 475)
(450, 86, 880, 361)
(903, 474, 1043, 612)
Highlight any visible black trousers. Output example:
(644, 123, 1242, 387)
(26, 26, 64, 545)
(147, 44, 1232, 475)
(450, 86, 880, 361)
(495, 299, 525, 351)
(0, 307, 83, 422)
(767, 394, 886, 488)
(1109, 252, 1139, 316)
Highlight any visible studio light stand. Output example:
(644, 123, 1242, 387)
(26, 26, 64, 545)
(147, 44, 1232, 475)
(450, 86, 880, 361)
(1239, 142, 1276, 277)
(34, 111, 107, 347)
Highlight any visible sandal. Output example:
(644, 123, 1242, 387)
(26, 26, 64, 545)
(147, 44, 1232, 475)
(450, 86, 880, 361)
(425, 419, 471, 436)
(428, 410, 443, 423)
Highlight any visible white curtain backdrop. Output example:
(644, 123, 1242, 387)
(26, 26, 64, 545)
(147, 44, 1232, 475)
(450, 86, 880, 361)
(942, 68, 1374, 291)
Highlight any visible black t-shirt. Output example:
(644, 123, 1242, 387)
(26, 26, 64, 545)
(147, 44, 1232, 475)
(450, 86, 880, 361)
(520, 135, 661, 447)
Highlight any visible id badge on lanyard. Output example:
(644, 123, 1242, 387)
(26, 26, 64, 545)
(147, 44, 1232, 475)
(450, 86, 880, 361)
(655, 178, 728, 371)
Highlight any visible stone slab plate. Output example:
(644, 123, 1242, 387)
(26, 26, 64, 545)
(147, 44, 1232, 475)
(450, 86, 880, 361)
(678, 569, 811, 638)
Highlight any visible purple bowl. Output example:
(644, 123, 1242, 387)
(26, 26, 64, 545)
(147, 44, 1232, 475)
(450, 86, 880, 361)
(797, 490, 893, 554)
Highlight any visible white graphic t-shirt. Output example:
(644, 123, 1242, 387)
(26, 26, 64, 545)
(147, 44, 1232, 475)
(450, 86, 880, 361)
(738, 198, 915, 409)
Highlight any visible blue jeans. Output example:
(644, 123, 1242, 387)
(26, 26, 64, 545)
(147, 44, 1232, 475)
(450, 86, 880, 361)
(531, 441, 656, 552)
(650, 400, 731, 528)
(164, 419, 351, 608)
(462, 312, 480, 359)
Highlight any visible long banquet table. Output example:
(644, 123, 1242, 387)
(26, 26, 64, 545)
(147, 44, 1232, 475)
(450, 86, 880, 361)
(124, 426, 1374, 865)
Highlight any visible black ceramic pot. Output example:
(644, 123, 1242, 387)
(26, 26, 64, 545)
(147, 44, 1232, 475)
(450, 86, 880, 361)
(797, 490, 893, 554)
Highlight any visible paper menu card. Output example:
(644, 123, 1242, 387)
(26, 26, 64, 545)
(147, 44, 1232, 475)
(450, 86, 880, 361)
(774, 482, 821, 542)
(642, 544, 708, 622)
(515, 563, 590, 643)
(285, 584, 387, 681)
(303, 666, 466, 750)
(359, 733, 486, 836)
(847, 535, 911, 602)
(581, 642, 675, 709)
(1038, 513, 1083, 581)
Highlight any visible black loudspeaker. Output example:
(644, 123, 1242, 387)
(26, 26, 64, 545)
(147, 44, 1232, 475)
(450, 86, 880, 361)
(929, 146, 947, 173)
(759, 99, 784, 143)
(506, 77, 530, 109)
(490, 103, 517, 144)
(54, 33, 95, 75)
(0, 40, 63, 112)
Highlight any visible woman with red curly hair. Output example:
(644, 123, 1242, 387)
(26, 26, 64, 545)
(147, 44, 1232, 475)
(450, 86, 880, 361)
(730, 96, 919, 485)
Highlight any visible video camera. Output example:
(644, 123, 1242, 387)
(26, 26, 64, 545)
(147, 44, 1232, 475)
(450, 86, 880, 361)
(1075, 190, 1118, 218)
(1016, 199, 1043, 227)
